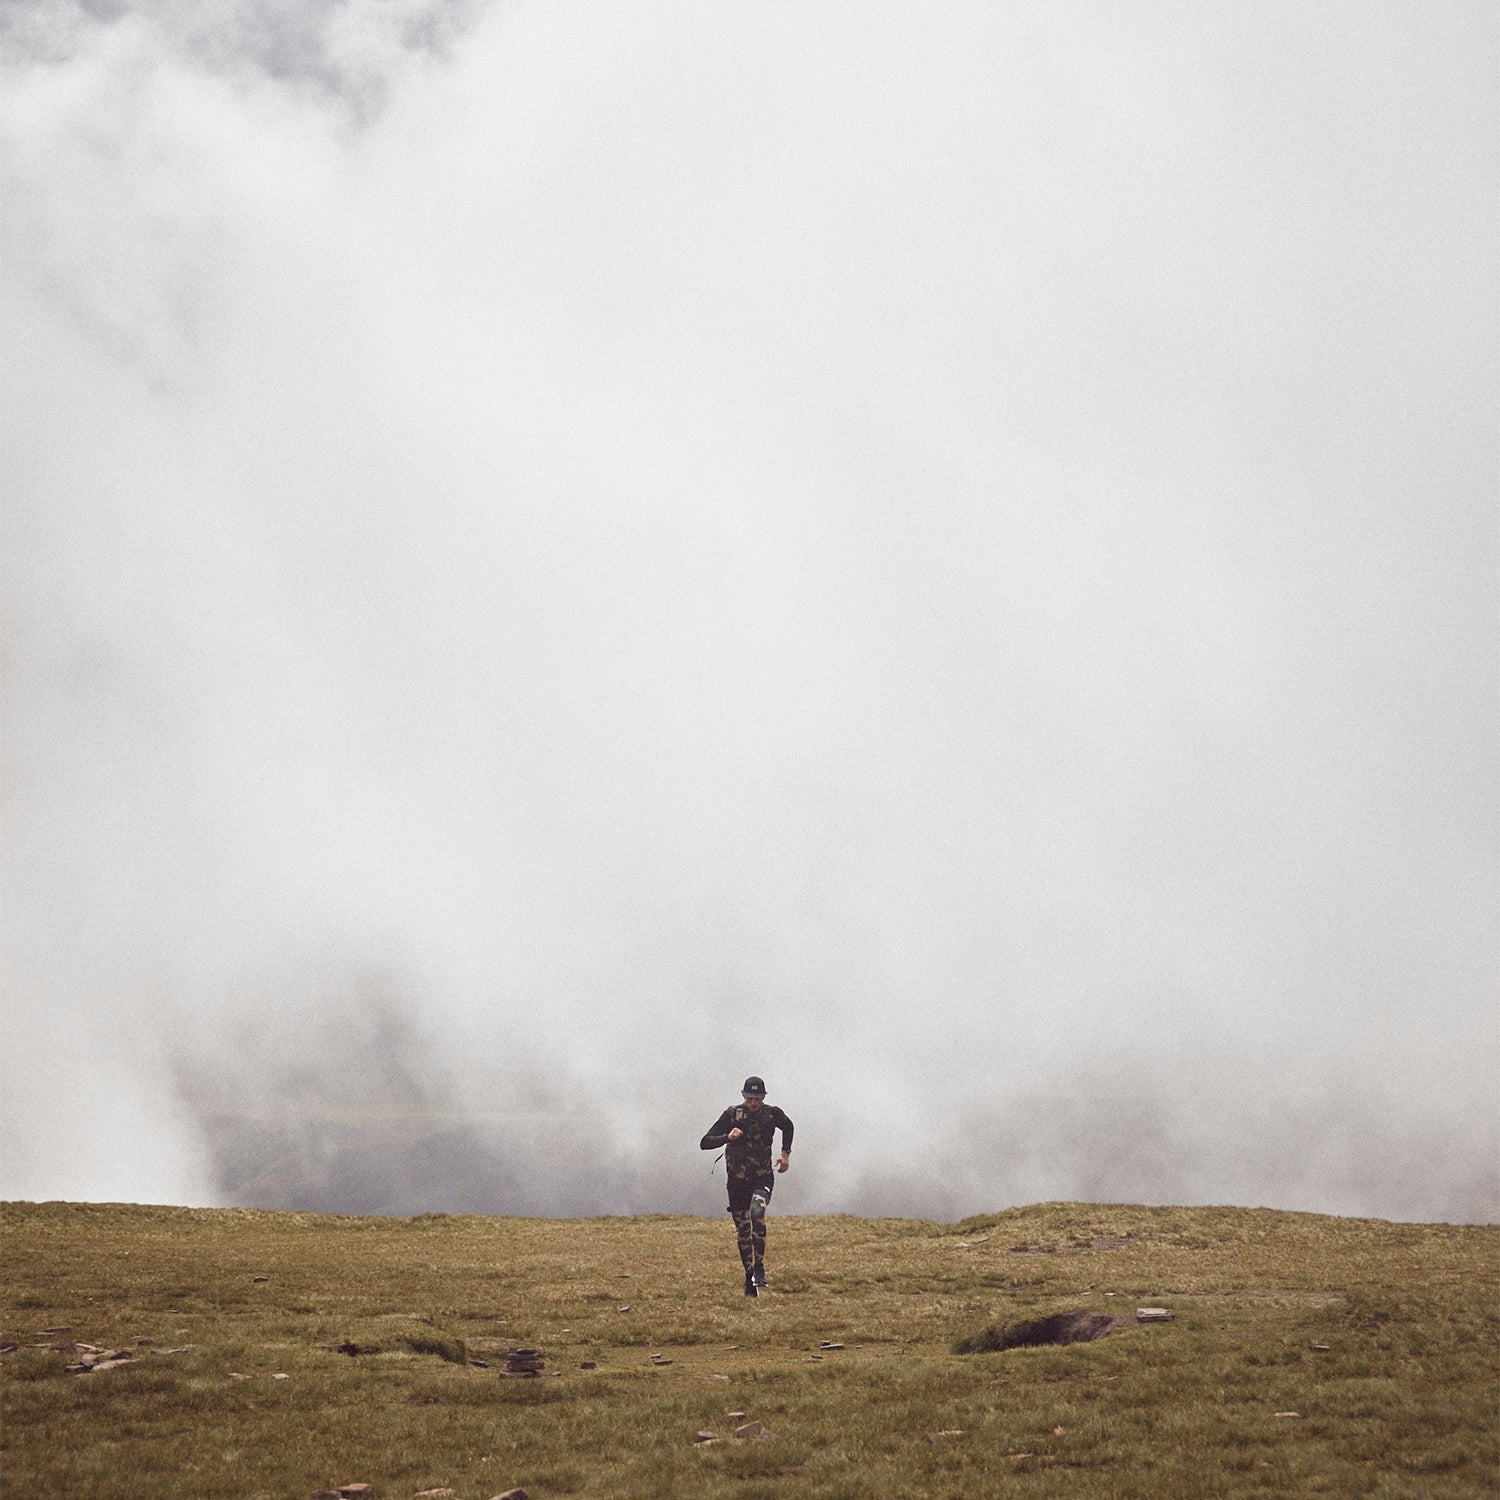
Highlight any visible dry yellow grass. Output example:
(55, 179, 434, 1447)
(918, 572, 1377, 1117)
(3, 1200, 1496, 1497)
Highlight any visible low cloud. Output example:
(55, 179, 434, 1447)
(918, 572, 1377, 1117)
(165, 981, 1498, 1224)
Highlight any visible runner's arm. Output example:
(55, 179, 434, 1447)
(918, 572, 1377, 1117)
(700, 1108, 736, 1151)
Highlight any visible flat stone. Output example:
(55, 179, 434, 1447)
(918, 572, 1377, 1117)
(492, 1491, 529, 1500)
(338, 1487, 377, 1497)
(1275, 1411, 1300, 1419)
(579, 1361, 597, 1370)
(693, 1431, 717, 1443)
(272, 1372, 289, 1380)
(1136, 1308, 1174, 1322)
(726, 1411, 746, 1419)
(735, 1421, 773, 1440)
(415, 1490, 455, 1497)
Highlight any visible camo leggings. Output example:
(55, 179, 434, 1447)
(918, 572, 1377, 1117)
(726, 1174, 775, 1271)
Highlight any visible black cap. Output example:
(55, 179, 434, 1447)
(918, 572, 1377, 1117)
(741, 1076, 766, 1098)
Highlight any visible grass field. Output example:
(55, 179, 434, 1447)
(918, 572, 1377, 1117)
(2, 1199, 1496, 1498)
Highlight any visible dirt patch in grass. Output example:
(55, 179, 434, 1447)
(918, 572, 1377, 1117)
(953, 1309, 1125, 1353)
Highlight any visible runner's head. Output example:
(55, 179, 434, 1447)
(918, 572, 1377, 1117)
(742, 1075, 767, 1109)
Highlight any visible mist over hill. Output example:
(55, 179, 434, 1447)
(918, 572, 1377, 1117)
(163, 975, 1497, 1223)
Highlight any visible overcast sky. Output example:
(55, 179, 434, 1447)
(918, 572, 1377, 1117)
(2, 1, 1495, 1222)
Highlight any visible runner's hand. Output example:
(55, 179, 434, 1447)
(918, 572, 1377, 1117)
(727, 1127, 743, 1141)
(777, 1154, 790, 1173)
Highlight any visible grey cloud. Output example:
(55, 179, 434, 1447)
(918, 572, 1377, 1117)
(2, 0, 493, 110)
(166, 981, 1498, 1223)
(838, 1078, 1500, 1226)
(167, 973, 718, 1217)
(2, 2, 1495, 1225)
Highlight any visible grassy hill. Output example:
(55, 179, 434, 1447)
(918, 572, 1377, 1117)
(2, 1200, 1495, 1498)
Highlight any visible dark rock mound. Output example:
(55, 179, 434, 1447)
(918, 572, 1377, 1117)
(954, 1310, 1122, 1354)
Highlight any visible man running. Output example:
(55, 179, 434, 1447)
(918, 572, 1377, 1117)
(700, 1075, 793, 1297)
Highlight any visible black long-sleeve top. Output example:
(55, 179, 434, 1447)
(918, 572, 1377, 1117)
(700, 1102, 794, 1181)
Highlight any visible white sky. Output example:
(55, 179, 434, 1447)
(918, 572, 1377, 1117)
(2, 1, 1495, 1219)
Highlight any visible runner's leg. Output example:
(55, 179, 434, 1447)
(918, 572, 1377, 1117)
(750, 1175, 772, 1280)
